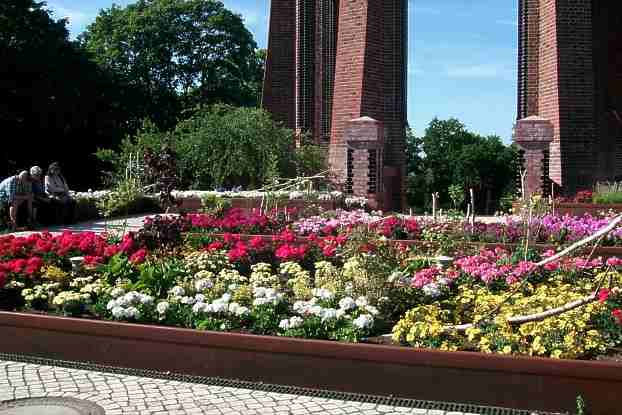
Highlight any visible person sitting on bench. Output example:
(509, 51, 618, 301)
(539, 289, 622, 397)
(0, 170, 34, 231)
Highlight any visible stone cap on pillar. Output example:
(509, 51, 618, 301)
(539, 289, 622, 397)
(345, 116, 384, 145)
(513, 116, 554, 145)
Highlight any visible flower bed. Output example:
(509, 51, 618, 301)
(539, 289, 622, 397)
(2, 213, 622, 412)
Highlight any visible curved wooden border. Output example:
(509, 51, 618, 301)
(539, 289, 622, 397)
(0, 311, 621, 413)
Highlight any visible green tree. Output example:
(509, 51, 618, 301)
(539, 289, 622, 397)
(98, 105, 295, 190)
(0, 0, 133, 187)
(406, 118, 519, 213)
(80, 0, 261, 128)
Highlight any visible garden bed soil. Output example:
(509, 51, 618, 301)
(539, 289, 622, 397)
(1, 311, 621, 414)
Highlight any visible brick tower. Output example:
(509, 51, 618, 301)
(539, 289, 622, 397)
(516, 0, 622, 194)
(262, 0, 408, 211)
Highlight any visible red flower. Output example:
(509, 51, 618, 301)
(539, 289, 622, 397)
(322, 245, 336, 257)
(129, 249, 148, 264)
(206, 241, 224, 251)
(84, 256, 104, 266)
(227, 241, 248, 262)
(24, 257, 43, 275)
(598, 289, 611, 303)
(249, 236, 265, 250)
(223, 233, 240, 244)
(612, 309, 622, 325)
(104, 245, 120, 258)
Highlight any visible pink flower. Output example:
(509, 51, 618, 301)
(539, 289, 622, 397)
(598, 289, 611, 303)
(129, 249, 148, 264)
(607, 257, 622, 267)
(613, 309, 622, 325)
(119, 234, 134, 254)
(227, 241, 248, 262)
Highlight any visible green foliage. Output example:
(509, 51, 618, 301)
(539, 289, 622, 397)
(0, 0, 134, 187)
(201, 194, 232, 216)
(294, 144, 327, 178)
(406, 118, 519, 214)
(96, 178, 161, 218)
(448, 184, 465, 209)
(98, 105, 295, 190)
(133, 259, 186, 298)
(593, 182, 622, 204)
(80, 0, 262, 129)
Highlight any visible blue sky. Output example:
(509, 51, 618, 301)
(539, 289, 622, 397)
(45, 0, 518, 143)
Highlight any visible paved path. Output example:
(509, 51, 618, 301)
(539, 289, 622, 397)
(0, 359, 486, 415)
(7, 215, 152, 238)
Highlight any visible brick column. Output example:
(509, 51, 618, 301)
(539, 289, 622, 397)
(343, 117, 384, 209)
(514, 116, 554, 199)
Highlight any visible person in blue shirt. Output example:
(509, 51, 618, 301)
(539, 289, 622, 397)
(0, 170, 34, 230)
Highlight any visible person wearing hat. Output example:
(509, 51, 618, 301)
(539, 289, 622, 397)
(44, 162, 76, 224)
(0, 170, 35, 230)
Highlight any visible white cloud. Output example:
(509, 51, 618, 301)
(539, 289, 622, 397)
(445, 63, 513, 80)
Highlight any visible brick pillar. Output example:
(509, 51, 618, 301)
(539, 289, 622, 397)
(344, 117, 384, 210)
(262, 0, 296, 130)
(514, 116, 554, 199)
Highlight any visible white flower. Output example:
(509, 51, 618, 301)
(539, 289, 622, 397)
(229, 302, 249, 317)
(194, 294, 206, 303)
(106, 299, 118, 310)
(312, 288, 334, 301)
(365, 305, 379, 316)
(180, 296, 196, 305)
(422, 283, 441, 298)
(336, 309, 346, 319)
(170, 286, 185, 297)
(355, 297, 368, 308)
(111, 306, 125, 319)
(289, 316, 304, 328)
(221, 293, 231, 303)
(338, 297, 356, 311)
(156, 301, 170, 315)
(192, 302, 206, 314)
(126, 307, 141, 319)
(253, 297, 269, 307)
(194, 279, 213, 292)
(320, 308, 338, 322)
(139, 294, 154, 305)
(279, 319, 290, 330)
(110, 288, 125, 298)
(353, 314, 373, 329)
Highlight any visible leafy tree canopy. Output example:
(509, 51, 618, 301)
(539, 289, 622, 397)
(80, 0, 261, 128)
(407, 118, 520, 213)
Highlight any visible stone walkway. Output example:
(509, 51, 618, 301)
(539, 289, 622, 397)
(0, 359, 487, 415)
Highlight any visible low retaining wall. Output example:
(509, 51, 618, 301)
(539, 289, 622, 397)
(555, 203, 622, 217)
(0, 312, 620, 414)
(185, 233, 622, 259)
(176, 197, 338, 213)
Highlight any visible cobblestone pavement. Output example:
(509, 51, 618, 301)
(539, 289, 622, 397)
(0, 360, 485, 415)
